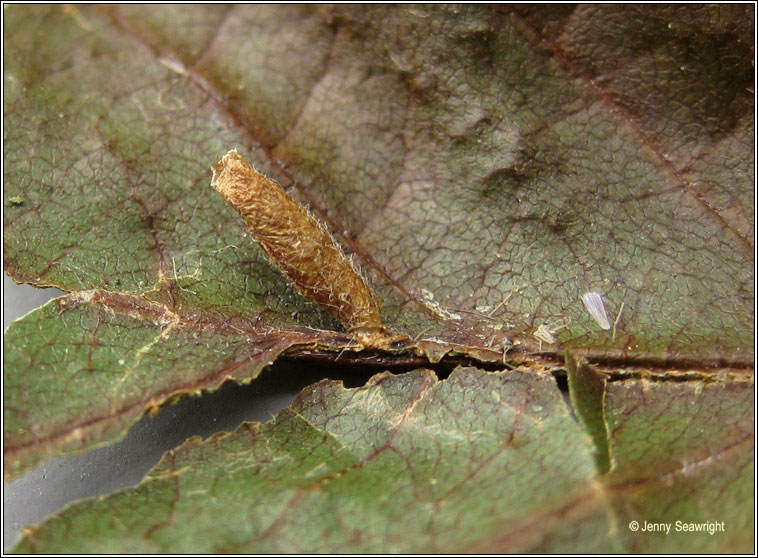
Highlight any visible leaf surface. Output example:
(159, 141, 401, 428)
(12, 367, 753, 553)
(3, 4, 753, 552)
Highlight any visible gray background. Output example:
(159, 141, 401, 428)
(3, 274, 349, 550)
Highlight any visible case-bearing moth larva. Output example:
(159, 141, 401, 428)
(211, 149, 387, 337)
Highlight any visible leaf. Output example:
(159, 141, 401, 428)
(6, 368, 600, 553)
(566, 352, 610, 473)
(601, 373, 754, 553)
(11, 367, 753, 553)
(2, 290, 354, 476)
(3, 4, 753, 552)
(564, 357, 754, 553)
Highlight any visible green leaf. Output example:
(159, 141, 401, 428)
(11, 367, 753, 553)
(10, 369, 600, 553)
(3, 291, 353, 476)
(4, 4, 753, 552)
(602, 372, 754, 553)
(566, 352, 610, 473)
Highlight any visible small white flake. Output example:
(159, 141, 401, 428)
(533, 324, 557, 345)
(158, 57, 189, 76)
(418, 288, 462, 321)
(532, 317, 570, 347)
(582, 292, 611, 330)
